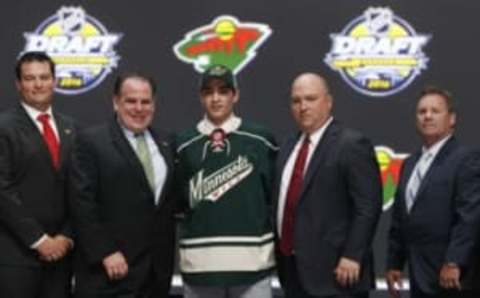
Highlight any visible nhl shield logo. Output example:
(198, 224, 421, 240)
(58, 6, 85, 35)
(173, 15, 272, 74)
(365, 7, 392, 36)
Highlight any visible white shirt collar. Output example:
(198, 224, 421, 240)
(422, 134, 452, 158)
(21, 102, 53, 122)
(121, 126, 137, 139)
(304, 117, 333, 147)
(197, 114, 242, 135)
(119, 123, 152, 141)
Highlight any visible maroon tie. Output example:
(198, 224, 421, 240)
(280, 135, 310, 256)
(37, 114, 60, 169)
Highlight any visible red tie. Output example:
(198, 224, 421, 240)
(280, 135, 310, 256)
(37, 114, 60, 169)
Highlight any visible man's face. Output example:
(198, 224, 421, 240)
(200, 78, 238, 126)
(290, 74, 332, 134)
(416, 93, 455, 147)
(16, 61, 55, 111)
(114, 78, 155, 133)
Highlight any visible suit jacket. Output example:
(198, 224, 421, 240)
(273, 120, 382, 296)
(70, 117, 175, 297)
(0, 104, 75, 267)
(387, 137, 480, 294)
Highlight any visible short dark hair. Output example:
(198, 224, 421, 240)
(418, 85, 455, 113)
(15, 51, 55, 80)
(113, 72, 157, 96)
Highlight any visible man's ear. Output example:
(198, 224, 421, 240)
(113, 96, 119, 112)
(233, 89, 240, 103)
(450, 112, 457, 128)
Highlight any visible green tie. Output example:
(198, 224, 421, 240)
(135, 133, 155, 192)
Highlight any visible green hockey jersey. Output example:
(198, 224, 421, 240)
(175, 115, 278, 286)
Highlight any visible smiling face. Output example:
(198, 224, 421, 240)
(16, 61, 56, 111)
(113, 77, 155, 133)
(290, 73, 333, 134)
(200, 78, 238, 126)
(416, 93, 456, 147)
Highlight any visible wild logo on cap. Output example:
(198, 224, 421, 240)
(200, 64, 237, 90)
(325, 7, 431, 97)
(173, 15, 272, 74)
(21, 6, 122, 95)
(375, 146, 408, 210)
(209, 65, 230, 76)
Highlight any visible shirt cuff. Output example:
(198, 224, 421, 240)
(30, 234, 48, 249)
(67, 238, 74, 249)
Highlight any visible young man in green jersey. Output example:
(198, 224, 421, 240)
(175, 65, 277, 298)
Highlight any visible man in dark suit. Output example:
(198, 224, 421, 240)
(273, 72, 382, 298)
(70, 73, 175, 298)
(0, 51, 75, 298)
(386, 86, 480, 298)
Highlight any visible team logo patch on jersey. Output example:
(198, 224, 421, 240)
(375, 146, 408, 210)
(21, 6, 122, 95)
(173, 15, 272, 74)
(189, 156, 253, 207)
(325, 7, 431, 97)
(210, 128, 227, 152)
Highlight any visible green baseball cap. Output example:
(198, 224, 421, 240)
(200, 64, 237, 91)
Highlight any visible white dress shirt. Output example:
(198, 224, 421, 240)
(277, 117, 334, 236)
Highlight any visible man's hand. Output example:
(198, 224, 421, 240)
(386, 269, 403, 298)
(334, 257, 360, 287)
(102, 251, 128, 281)
(53, 234, 73, 250)
(36, 235, 72, 262)
(439, 263, 461, 290)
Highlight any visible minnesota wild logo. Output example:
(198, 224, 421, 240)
(375, 146, 408, 211)
(173, 15, 272, 74)
(189, 156, 254, 208)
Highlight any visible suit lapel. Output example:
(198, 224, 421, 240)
(149, 129, 173, 209)
(412, 137, 457, 209)
(399, 151, 420, 213)
(400, 153, 419, 192)
(298, 120, 340, 201)
(109, 119, 153, 198)
(278, 136, 299, 175)
(54, 113, 74, 171)
(15, 104, 58, 172)
(273, 134, 299, 215)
